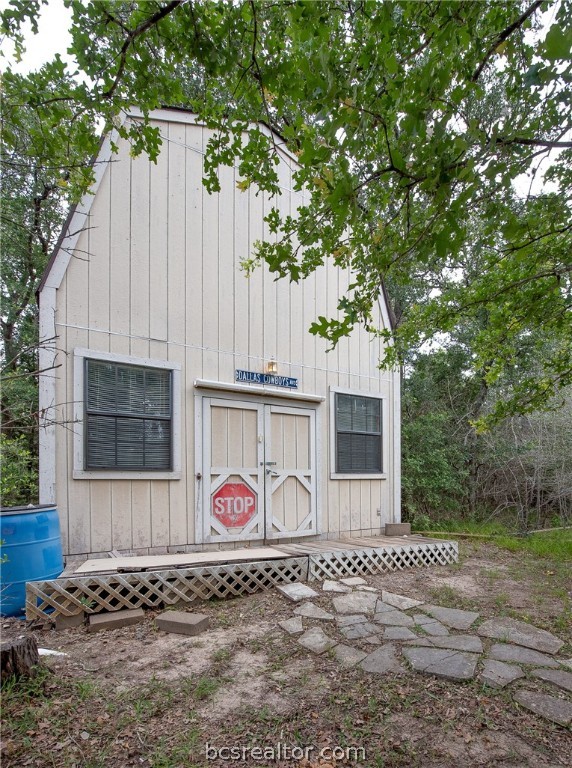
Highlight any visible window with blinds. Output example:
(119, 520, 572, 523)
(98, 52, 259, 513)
(85, 359, 172, 470)
(335, 393, 382, 473)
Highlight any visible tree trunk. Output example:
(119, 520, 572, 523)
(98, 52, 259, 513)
(1, 636, 40, 683)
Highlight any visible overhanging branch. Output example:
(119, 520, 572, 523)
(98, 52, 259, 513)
(102, 0, 184, 100)
(472, 0, 543, 82)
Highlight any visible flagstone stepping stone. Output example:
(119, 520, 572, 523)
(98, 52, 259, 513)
(364, 635, 382, 645)
(487, 643, 560, 668)
(381, 591, 424, 611)
(360, 644, 403, 674)
(340, 622, 379, 640)
(480, 659, 524, 689)
(403, 637, 433, 647)
(332, 591, 378, 615)
(373, 610, 415, 627)
(477, 617, 563, 654)
(413, 613, 436, 625)
(356, 585, 379, 592)
(323, 580, 352, 593)
(336, 614, 367, 627)
(422, 622, 450, 637)
(408, 635, 483, 653)
(333, 644, 368, 667)
(294, 602, 335, 621)
(340, 576, 367, 586)
(375, 600, 399, 613)
(403, 647, 479, 681)
(415, 617, 450, 637)
(297, 627, 337, 654)
(559, 658, 572, 671)
(514, 689, 572, 726)
(531, 668, 572, 693)
(420, 605, 479, 630)
(279, 617, 304, 635)
(383, 626, 418, 641)
(277, 583, 319, 602)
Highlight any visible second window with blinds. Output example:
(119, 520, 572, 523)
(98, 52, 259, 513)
(334, 392, 383, 475)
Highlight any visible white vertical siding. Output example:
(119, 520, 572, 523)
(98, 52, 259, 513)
(51, 113, 399, 557)
(247, 181, 264, 374)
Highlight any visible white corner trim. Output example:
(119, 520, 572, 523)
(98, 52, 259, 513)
(392, 368, 402, 523)
(194, 378, 325, 402)
(72, 348, 182, 480)
(329, 386, 387, 481)
(38, 286, 57, 504)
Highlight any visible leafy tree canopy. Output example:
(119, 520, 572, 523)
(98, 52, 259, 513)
(2, 0, 571, 426)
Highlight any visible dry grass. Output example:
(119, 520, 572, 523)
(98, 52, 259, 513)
(2, 541, 570, 768)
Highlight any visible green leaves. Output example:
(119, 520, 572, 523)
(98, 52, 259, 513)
(0, 434, 38, 506)
(543, 23, 572, 61)
(2, 0, 571, 425)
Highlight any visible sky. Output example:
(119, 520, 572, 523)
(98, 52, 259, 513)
(0, 0, 73, 73)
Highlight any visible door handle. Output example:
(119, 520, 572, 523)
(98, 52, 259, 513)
(266, 468, 279, 476)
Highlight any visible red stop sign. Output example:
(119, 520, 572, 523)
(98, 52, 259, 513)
(212, 482, 257, 527)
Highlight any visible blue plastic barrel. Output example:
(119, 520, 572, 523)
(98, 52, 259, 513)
(0, 504, 64, 618)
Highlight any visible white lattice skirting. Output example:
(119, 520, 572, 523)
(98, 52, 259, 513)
(308, 542, 459, 581)
(25, 540, 458, 622)
(25, 557, 308, 621)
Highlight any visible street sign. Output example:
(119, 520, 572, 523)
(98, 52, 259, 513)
(235, 369, 298, 388)
(212, 482, 257, 527)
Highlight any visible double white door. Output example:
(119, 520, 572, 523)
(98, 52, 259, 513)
(199, 397, 318, 543)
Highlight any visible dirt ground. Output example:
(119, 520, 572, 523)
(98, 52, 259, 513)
(1, 541, 571, 767)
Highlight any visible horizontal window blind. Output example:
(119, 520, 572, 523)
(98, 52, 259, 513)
(85, 360, 172, 471)
(336, 394, 382, 473)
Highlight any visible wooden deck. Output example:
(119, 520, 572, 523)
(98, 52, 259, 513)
(70, 535, 450, 576)
(25, 534, 458, 622)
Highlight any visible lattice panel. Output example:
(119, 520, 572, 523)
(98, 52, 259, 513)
(308, 542, 458, 581)
(26, 557, 308, 622)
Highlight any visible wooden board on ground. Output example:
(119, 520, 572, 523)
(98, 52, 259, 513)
(72, 546, 292, 575)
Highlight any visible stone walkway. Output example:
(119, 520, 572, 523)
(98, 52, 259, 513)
(277, 579, 572, 727)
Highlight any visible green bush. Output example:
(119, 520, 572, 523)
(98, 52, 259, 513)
(0, 434, 38, 507)
(402, 411, 469, 519)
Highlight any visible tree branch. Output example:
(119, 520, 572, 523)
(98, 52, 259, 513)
(496, 137, 572, 149)
(471, 0, 543, 82)
(456, 265, 572, 312)
(102, 0, 184, 100)
(504, 224, 572, 253)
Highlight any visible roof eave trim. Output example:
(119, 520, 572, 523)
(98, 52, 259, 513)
(128, 106, 301, 168)
(36, 126, 122, 298)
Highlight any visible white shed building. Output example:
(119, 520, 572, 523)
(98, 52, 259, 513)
(38, 107, 401, 559)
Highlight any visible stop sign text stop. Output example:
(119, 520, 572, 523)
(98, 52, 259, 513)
(212, 482, 257, 528)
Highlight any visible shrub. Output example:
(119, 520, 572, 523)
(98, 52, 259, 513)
(0, 434, 38, 507)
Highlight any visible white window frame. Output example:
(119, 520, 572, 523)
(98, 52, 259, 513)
(329, 386, 387, 480)
(73, 348, 181, 480)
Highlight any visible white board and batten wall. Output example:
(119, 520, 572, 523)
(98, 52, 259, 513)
(38, 107, 401, 559)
